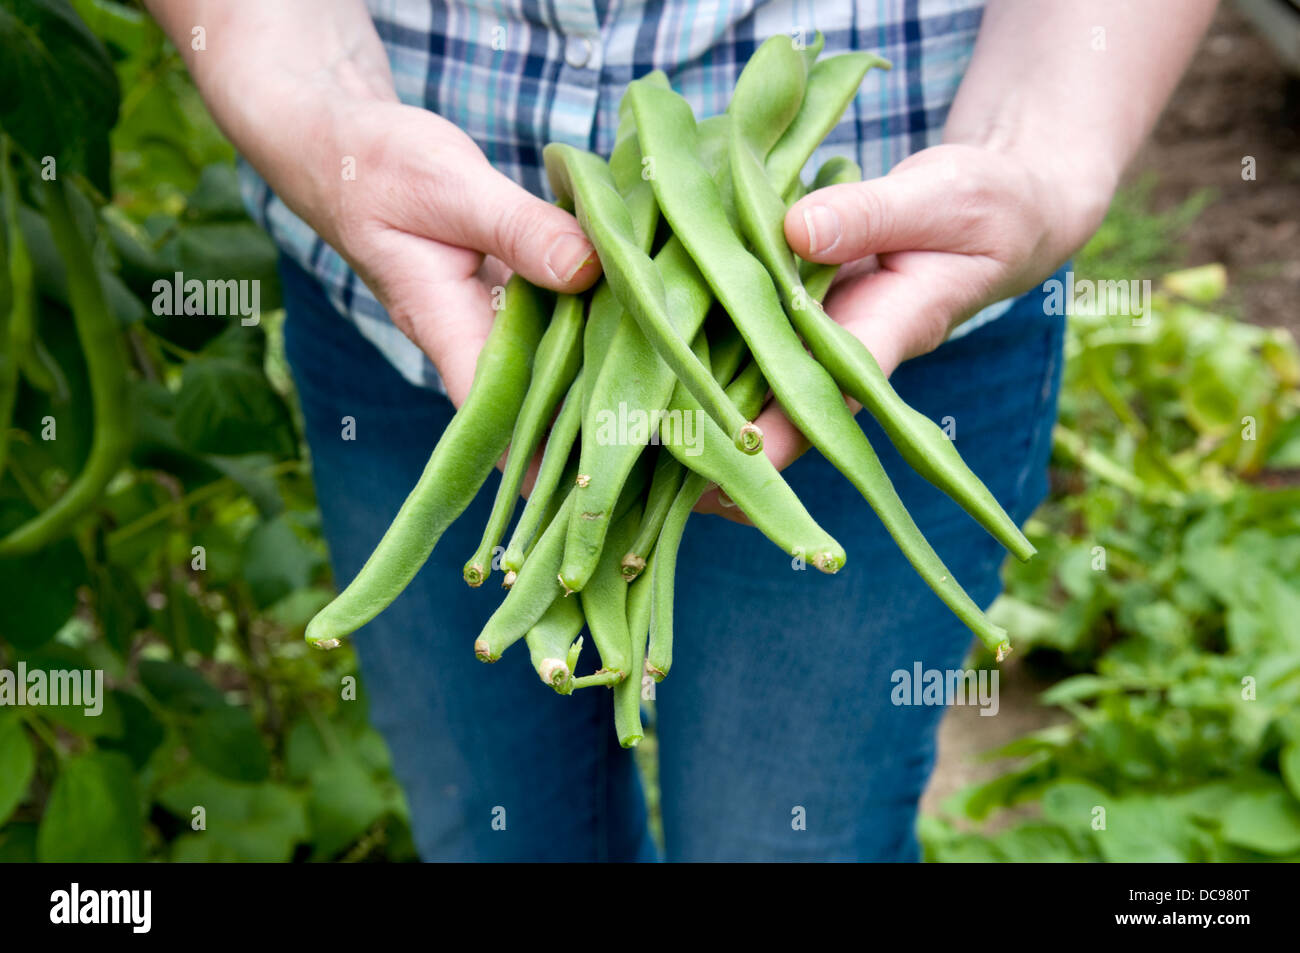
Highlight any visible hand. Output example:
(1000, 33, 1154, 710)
(281, 97, 600, 406)
(694, 142, 1107, 521)
(145, 0, 599, 407)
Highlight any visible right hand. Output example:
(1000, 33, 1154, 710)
(280, 98, 601, 406)
(146, 0, 599, 406)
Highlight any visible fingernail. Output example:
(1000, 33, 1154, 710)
(802, 204, 841, 255)
(546, 233, 596, 283)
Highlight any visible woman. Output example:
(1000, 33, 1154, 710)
(145, 0, 1216, 861)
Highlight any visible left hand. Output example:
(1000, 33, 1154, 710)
(695, 142, 1107, 519)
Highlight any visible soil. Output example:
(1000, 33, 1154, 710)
(920, 2, 1300, 820)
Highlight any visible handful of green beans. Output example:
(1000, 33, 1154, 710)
(305, 35, 1035, 747)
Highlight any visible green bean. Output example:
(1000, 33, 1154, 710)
(524, 594, 587, 692)
(307, 275, 547, 648)
(622, 319, 747, 580)
(0, 180, 130, 558)
(476, 459, 648, 661)
(501, 371, 584, 578)
(476, 489, 577, 662)
(734, 91, 1035, 564)
(464, 292, 583, 586)
(631, 79, 1009, 656)
(620, 447, 683, 580)
(580, 503, 641, 679)
(545, 144, 759, 454)
(661, 351, 846, 574)
(796, 30, 825, 69)
(578, 92, 662, 414)
(766, 50, 891, 198)
(570, 670, 622, 690)
(645, 471, 707, 681)
(799, 157, 860, 299)
(552, 119, 740, 595)
(615, 550, 655, 747)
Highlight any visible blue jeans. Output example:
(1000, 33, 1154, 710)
(281, 256, 1066, 861)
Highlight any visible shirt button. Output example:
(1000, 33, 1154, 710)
(565, 36, 593, 69)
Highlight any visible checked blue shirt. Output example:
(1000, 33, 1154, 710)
(239, 0, 1011, 393)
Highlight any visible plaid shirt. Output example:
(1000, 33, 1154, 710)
(240, 0, 1011, 393)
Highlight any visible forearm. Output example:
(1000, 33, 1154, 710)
(141, 0, 396, 233)
(945, 0, 1218, 240)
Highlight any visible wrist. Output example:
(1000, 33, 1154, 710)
(944, 109, 1118, 260)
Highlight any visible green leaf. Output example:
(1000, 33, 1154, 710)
(93, 562, 146, 657)
(137, 659, 224, 713)
(0, 822, 38, 862)
(284, 715, 330, 784)
(990, 823, 1097, 862)
(37, 751, 143, 861)
(0, 715, 36, 825)
(1282, 744, 1300, 802)
(38, 683, 123, 739)
(1218, 789, 1300, 855)
(241, 515, 319, 608)
(1092, 796, 1205, 862)
(1160, 264, 1226, 303)
(97, 690, 163, 770)
(0, 522, 86, 650)
(1040, 780, 1111, 830)
(0, 0, 119, 190)
(174, 328, 296, 456)
(307, 754, 401, 861)
(149, 577, 218, 658)
(184, 164, 247, 222)
(187, 706, 270, 783)
(1039, 674, 1115, 706)
(263, 586, 333, 631)
(157, 768, 307, 862)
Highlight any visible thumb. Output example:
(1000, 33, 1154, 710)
(433, 163, 601, 293)
(784, 153, 978, 265)
(822, 250, 1001, 373)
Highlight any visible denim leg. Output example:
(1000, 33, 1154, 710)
(655, 276, 1067, 861)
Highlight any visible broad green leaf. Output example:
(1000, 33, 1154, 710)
(241, 515, 319, 608)
(37, 751, 143, 861)
(158, 768, 307, 862)
(1282, 744, 1300, 802)
(307, 754, 401, 861)
(137, 659, 224, 713)
(1160, 264, 1226, 303)
(990, 823, 1097, 862)
(149, 577, 218, 658)
(1218, 789, 1300, 855)
(187, 706, 270, 783)
(0, 521, 86, 649)
(97, 690, 163, 770)
(0, 715, 36, 825)
(0, 0, 119, 190)
(174, 330, 296, 457)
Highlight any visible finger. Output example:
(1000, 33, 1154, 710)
(357, 228, 496, 405)
(785, 162, 986, 264)
(692, 486, 753, 525)
(823, 250, 1003, 374)
(424, 162, 601, 294)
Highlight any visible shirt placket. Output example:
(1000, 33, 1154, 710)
(547, 0, 604, 150)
